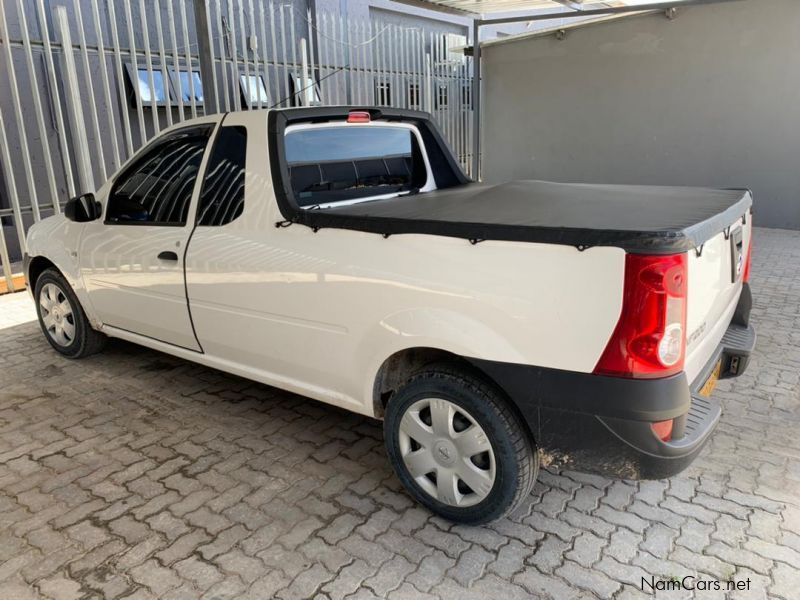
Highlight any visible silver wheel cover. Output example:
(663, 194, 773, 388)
(399, 398, 496, 507)
(39, 283, 76, 347)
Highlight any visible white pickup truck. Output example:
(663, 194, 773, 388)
(25, 107, 755, 524)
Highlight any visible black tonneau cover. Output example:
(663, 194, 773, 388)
(316, 181, 752, 254)
(267, 108, 751, 254)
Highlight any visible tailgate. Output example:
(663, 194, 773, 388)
(684, 202, 753, 383)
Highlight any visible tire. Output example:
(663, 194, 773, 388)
(34, 268, 106, 359)
(384, 364, 538, 524)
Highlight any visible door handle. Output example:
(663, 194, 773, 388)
(157, 251, 179, 261)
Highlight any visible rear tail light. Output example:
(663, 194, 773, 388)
(651, 420, 674, 442)
(347, 110, 371, 123)
(742, 229, 753, 283)
(594, 253, 688, 379)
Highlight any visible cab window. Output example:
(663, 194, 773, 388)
(196, 126, 247, 226)
(106, 126, 212, 225)
(284, 125, 429, 208)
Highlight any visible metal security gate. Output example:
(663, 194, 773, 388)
(0, 0, 475, 293)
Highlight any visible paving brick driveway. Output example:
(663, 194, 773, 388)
(0, 226, 798, 600)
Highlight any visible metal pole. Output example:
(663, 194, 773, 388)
(0, 106, 27, 257)
(471, 21, 480, 181)
(193, 0, 219, 114)
(54, 6, 94, 193)
(301, 38, 309, 106)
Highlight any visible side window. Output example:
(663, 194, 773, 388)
(284, 126, 428, 207)
(106, 126, 212, 225)
(197, 126, 247, 226)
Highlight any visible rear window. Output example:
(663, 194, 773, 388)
(284, 125, 428, 207)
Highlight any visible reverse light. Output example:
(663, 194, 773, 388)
(594, 253, 688, 379)
(651, 420, 674, 442)
(347, 111, 371, 123)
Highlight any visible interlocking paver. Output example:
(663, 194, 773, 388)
(0, 227, 798, 598)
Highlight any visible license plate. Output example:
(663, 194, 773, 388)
(699, 361, 722, 397)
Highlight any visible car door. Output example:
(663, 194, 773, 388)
(183, 112, 435, 411)
(79, 123, 216, 351)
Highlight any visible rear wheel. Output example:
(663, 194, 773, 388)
(384, 364, 538, 524)
(35, 268, 106, 358)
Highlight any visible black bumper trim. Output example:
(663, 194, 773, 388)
(468, 290, 756, 480)
(23, 253, 31, 282)
(467, 359, 691, 423)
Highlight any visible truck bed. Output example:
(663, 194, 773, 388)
(304, 180, 752, 253)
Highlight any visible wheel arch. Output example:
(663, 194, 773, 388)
(26, 255, 60, 293)
(371, 346, 537, 447)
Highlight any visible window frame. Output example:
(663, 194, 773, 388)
(238, 74, 270, 108)
(289, 75, 321, 107)
(374, 81, 392, 106)
(407, 82, 421, 109)
(435, 84, 449, 109)
(283, 120, 438, 210)
(124, 62, 176, 108)
(168, 67, 205, 106)
(104, 125, 214, 227)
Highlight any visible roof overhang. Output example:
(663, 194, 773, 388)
(392, 0, 741, 23)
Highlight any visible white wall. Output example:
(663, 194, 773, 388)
(482, 0, 800, 230)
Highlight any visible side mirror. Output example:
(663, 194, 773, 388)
(64, 193, 102, 222)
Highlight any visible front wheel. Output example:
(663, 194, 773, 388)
(34, 268, 106, 358)
(384, 364, 538, 524)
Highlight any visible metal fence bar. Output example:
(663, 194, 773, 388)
(361, 20, 370, 105)
(307, 9, 316, 106)
(91, 0, 122, 170)
(123, 0, 147, 144)
(76, 0, 108, 181)
(179, 0, 198, 118)
(331, 14, 341, 105)
(249, 0, 262, 109)
(55, 6, 95, 193)
(138, 0, 161, 137)
(169, 0, 188, 121)
(228, 0, 242, 110)
(14, 0, 60, 213)
(0, 217, 14, 292)
(289, 7, 299, 104)
(214, 0, 230, 112)
(122, 0, 147, 146)
(269, 2, 284, 107)
(106, 0, 135, 158)
(237, 0, 250, 109)
(0, 2, 42, 223)
(0, 106, 27, 256)
(154, 0, 174, 128)
(257, 0, 271, 107)
(278, 4, 289, 107)
(367, 17, 375, 104)
(36, 0, 78, 199)
(196, 0, 220, 113)
(0, 1, 475, 288)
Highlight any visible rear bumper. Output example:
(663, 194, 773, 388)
(469, 284, 756, 480)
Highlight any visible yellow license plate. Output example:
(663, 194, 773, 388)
(699, 361, 722, 397)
